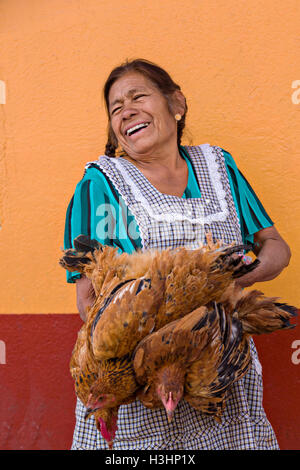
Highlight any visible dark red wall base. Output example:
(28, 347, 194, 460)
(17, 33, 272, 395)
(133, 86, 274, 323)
(0, 314, 299, 450)
(0, 314, 82, 450)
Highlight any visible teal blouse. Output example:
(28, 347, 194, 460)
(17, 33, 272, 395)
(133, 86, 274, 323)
(64, 147, 273, 283)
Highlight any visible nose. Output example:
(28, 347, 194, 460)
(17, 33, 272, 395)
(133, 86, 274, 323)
(121, 106, 138, 120)
(120, 97, 139, 120)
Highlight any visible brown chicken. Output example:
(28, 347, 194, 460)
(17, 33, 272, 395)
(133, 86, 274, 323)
(133, 294, 296, 422)
(60, 234, 259, 330)
(132, 306, 220, 419)
(60, 234, 296, 447)
(68, 296, 119, 448)
(68, 272, 164, 448)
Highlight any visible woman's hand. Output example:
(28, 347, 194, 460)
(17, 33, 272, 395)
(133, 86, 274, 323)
(235, 225, 291, 288)
(75, 275, 95, 322)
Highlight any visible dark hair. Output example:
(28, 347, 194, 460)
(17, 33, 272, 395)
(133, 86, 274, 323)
(103, 59, 187, 157)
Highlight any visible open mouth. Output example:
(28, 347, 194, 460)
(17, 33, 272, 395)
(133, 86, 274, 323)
(126, 122, 150, 137)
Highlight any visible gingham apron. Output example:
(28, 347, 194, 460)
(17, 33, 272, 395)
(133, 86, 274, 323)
(71, 144, 279, 450)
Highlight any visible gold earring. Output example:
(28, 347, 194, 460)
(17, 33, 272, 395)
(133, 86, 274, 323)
(175, 113, 182, 121)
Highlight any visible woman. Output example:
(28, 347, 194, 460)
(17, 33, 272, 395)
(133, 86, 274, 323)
(64, 59, 291, 450)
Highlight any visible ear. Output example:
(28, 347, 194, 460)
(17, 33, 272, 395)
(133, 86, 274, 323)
(171, 89, 186, 117)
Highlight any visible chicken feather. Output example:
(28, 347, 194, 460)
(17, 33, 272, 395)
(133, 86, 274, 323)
(68, 306, 120, 448)
(91, 277, 164, 360)
(133, 307, 218, 418)
(184, 303, 252, 421)
(59, 234, 297, 447)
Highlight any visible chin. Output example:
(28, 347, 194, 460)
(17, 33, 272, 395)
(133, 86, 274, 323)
(123, 139, 157, 157)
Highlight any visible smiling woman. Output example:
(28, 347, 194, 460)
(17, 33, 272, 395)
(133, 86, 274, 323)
(63, 59, 291, 450)
(104, 67, 189, 198)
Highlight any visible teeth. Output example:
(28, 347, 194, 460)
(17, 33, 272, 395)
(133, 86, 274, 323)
(126, 122, 149, 136)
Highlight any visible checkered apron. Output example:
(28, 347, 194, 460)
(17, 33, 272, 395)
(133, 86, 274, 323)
(71, 144, 279, 450)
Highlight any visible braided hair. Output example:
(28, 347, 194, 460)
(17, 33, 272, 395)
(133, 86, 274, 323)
(103, 59, 187, 157)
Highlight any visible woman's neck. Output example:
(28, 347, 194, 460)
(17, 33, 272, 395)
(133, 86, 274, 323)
(121, 144, 184, 174)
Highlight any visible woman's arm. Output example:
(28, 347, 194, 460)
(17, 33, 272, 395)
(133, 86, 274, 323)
(64, 170, 117, 316)
(76, 275, 95, 322)
(235, 225, 291, 288)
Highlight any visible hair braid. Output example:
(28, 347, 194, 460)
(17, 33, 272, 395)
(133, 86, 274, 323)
(177, 108, 187, 147)
(105, 126, 118, 157)
(105, 140, 117, 158)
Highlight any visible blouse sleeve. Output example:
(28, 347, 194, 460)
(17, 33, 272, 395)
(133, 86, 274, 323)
(63, 167, 142, 283)
(221, 148, 274, 244)
(63, 170, 115, 283)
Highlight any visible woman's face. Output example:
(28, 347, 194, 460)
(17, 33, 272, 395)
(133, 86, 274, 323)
(108, 72, 180, 158)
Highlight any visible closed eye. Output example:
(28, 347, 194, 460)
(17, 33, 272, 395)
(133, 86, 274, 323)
(133, 94, 146, 100)
(110, 94, 148, 115)
(111, 106, 122, 115)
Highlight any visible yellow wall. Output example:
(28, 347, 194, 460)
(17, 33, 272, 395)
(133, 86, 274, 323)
(0, 0, 299, 313)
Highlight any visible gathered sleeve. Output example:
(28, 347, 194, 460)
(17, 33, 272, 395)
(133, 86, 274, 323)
(63, 169, 116, 283)
(63, 166, 141, 283)
(222, 148, 274, 244)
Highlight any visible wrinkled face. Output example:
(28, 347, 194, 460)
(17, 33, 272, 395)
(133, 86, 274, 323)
(108, 72, 179, 158)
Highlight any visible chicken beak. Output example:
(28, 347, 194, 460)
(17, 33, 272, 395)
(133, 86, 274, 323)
(84, 407, 97, 420)
(163, 391, 177, 423)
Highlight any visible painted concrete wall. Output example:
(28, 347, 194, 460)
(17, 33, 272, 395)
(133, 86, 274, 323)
(0, 0, 299, 449)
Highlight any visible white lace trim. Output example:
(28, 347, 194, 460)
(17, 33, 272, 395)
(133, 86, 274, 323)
(85, 144, 229, 225)
(84, 158, 150, 250)
(198, 144, 229, 222)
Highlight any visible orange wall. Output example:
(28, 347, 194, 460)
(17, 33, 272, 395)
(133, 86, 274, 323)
(0, 0, 300, 451)
(0, 0, 299, 312)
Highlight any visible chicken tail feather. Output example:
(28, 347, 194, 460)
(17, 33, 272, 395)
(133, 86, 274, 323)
(73, 235, 102, 254)
(231, 259, 260, 278)
(211, 243, 260, 279)
(59, 235, 103, 272)
(273, 302, 298, 329)
(235, 293, 298, 335)
(59, 248, 94, 272)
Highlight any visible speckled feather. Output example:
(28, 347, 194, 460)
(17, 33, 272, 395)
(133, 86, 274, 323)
(91, 277, 164, 361)
(184, 303, 252, 420)
(133, 307, 216, 409)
